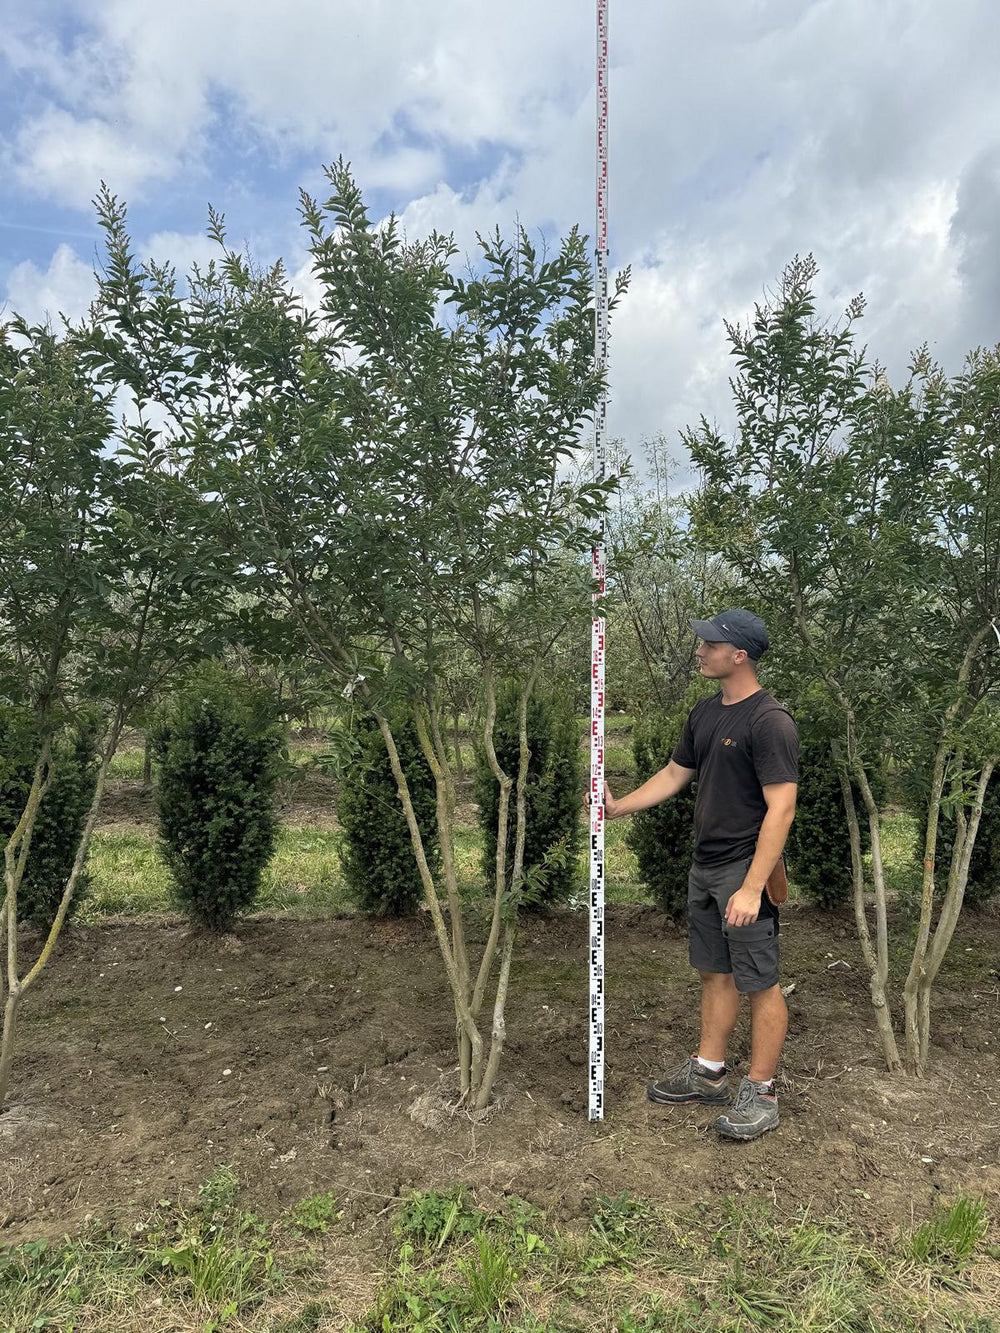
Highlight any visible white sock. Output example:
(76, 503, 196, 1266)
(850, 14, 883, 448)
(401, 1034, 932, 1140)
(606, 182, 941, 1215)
(695, 1055, 725, 1074)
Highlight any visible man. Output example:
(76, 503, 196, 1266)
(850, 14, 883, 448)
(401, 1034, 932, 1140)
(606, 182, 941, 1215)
(604, 609, 798, 1140)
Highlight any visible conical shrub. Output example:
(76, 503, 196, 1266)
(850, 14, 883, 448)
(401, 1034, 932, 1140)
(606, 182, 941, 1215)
(476, 683, 583, 910)
(338, 710, 440, 916)
(151, 663, 284, 932)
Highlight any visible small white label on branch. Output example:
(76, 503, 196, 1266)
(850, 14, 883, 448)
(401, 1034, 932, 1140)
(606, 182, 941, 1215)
(342, 673, 367, 700)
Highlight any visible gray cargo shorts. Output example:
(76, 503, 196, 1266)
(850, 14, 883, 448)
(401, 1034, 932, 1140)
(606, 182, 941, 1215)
(688, 854, 780, 993)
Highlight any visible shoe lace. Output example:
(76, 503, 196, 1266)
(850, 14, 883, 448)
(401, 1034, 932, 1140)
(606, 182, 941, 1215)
(732, 1079, 759, 1113)
(661, 1056, 699, 1083)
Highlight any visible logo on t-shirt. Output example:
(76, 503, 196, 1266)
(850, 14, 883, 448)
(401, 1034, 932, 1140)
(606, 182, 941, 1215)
(721, 737, 735, 747)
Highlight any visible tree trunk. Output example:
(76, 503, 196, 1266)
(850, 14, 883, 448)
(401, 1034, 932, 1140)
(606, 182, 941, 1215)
(476, 924, 515, 1111)
(902, 739, 950, 1072)
(452, 710, 465, 780)
(376, 710, 484, 1096)
(856, 763, 901, 1069)
(471, 666, 514, 1021)
(793, 577, 901, 1071)
(142, 735, 153, 789)
(1, 726, 116, 1110)
(416, 707, 468, 980)
(2, 742, 55, 913)
(475, 680, 532, 1110)
(913, 757, 996, 1072)
(833, 742, 901, 1072)
(415, 700, 473, 1095)
(901, 629, 990, 1073)
(0, 991, 18, 1114)
(1, 741, 55, 1112)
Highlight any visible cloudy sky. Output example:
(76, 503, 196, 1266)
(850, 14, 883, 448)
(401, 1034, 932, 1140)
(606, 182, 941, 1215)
(2, 0, 998, 476)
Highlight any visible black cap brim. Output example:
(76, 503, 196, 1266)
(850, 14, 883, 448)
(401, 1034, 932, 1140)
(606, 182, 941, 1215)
(689, 618, 724, 641)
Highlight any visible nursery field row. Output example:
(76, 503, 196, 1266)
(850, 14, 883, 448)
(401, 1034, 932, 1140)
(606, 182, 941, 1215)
(80, 821, 645, 921)
(84, 769, 925, 922)
(106, 718, 639, 783)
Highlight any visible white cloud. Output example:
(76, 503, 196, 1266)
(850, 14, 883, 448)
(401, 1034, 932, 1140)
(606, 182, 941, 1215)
(950, 146, 1000, 353)
(607, 254, 736, 471)
(288, 251, 325, 317)
(143, 230, 223, 274)
(10, 104, 192, 211)
(362, 146, 445, 196)
(4, 243, 95, 326)
(2, 1, 586, 210)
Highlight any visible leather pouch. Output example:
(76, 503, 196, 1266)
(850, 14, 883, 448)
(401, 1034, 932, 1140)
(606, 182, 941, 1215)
(764, 857, 789, 906)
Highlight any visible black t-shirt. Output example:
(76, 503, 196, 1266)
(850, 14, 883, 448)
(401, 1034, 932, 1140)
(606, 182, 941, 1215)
(672, 690, 799, 866)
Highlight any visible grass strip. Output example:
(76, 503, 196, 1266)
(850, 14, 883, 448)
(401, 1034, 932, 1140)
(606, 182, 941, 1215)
(4, 1179, 995, 1333)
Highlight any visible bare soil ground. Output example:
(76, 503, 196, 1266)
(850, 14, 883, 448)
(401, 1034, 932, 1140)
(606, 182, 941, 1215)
(3, 905, 998, 1305)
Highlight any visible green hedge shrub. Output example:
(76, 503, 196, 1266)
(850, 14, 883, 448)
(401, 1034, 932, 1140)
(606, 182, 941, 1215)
(0, 709, 99, 930)
(785, 728, 879, 910)
(786, 730, 853, 909)
(0, 706, 41, 894)
(627, 700, 697, 919)
(475, 684, 583, 909)
(338, 711, 439, 916)
(151, 664, 284, 932)
(965, 776, 1000, 906)
(931, 777, 1000, 908)
(19, 721, 100, 929)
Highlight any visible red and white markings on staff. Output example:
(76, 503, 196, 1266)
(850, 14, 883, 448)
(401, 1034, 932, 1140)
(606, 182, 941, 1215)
(589, 0, 610, 1124)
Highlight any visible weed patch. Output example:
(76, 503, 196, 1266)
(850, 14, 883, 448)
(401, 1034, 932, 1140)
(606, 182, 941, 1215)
(905, 1197, 989, 1274)
(286, 1192, 343, 1237)
(349, 1190, 998, 1333)
(0, 1171, 282, 1332)
(396, 1187, 486, 1250)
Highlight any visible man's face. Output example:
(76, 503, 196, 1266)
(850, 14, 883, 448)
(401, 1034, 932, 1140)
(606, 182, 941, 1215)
(695, 639, 746, 678)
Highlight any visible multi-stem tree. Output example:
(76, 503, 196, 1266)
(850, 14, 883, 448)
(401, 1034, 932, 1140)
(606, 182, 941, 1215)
(88, 163, 623, 1111)
(688, 255, 1000, 1075)
(0, 315, 231, 1110)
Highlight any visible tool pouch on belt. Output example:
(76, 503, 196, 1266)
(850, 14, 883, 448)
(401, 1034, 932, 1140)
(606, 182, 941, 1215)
(764, 857, 788, 906)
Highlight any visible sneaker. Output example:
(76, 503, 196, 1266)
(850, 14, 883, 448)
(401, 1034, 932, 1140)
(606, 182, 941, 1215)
(711, 1076, 779, 1140)
(647, 1056, 730, 1105)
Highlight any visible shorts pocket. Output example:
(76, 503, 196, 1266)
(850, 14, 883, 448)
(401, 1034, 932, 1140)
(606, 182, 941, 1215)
(722, 916, 779, 992)
(722, 917, 775, 943)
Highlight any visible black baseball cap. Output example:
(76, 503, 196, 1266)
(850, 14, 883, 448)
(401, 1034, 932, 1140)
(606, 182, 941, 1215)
(689, 609, 769, 660)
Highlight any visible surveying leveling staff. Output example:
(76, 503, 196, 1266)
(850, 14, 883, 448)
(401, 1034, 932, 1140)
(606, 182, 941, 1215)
(604, 610, 798, 1140)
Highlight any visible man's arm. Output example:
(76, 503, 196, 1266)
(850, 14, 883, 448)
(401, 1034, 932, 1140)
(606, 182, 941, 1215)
(603, 760, 696, 820)
(724, 781, 797, 926)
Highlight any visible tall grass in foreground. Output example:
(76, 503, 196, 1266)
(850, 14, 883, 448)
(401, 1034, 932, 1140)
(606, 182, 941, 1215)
(2, 1181, 994, 1333)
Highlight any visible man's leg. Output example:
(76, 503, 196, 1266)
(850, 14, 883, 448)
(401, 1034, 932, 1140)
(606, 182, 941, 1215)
(647, 861, 739, 1105)
(747, 983, 788, 1083)
(697, 970, 739, 1065)
(711, 917, 785, 1139)
(647, 972, 743, 1106)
